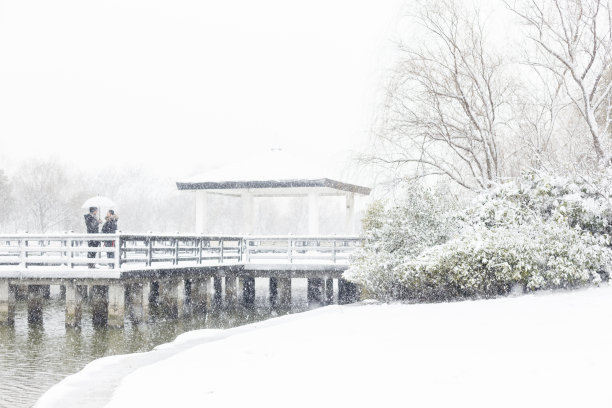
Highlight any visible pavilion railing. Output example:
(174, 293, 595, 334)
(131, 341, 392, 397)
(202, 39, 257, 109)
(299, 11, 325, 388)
(0, 234, 360, 270)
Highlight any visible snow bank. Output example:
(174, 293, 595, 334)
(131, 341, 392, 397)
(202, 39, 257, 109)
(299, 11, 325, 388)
(38, 287, 612, 408)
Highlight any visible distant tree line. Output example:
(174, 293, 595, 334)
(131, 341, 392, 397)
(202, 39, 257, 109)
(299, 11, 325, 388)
(0, 160, 352, 235)
(0, 160, 194, 234)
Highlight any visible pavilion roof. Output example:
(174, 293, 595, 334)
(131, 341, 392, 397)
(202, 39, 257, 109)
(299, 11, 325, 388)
(176, 150, 371, 196)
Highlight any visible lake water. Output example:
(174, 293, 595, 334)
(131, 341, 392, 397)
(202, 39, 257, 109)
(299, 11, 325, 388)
(0, 280, 313, 408)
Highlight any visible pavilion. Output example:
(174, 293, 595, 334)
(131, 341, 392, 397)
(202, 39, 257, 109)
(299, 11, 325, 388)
(176, 150, 371, 235)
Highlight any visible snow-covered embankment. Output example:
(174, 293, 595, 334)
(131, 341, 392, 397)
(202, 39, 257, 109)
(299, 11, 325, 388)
(37, 287, 612, 408)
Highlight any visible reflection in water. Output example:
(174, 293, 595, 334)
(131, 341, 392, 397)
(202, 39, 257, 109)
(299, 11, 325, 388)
(0, 281, 311, 408)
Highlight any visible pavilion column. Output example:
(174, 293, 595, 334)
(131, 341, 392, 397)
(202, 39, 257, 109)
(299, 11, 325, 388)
(195, 191, 208, 234)
(345, 192, 355, 235)
(308, 192, 320, 235)
(241, 191, 254, 235)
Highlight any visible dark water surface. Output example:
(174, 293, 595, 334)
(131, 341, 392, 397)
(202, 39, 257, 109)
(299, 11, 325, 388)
(0, 280, 311, 408)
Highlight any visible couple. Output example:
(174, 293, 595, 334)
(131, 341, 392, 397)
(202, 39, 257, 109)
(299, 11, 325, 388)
(84, 207, 119, 268)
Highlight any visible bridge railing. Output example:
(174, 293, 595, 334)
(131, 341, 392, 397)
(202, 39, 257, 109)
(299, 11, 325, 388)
(243, 236, 360, 264)
(119, 234, 243, 267)
(0, 234, 121, 269)
(0, 234, 360, 270)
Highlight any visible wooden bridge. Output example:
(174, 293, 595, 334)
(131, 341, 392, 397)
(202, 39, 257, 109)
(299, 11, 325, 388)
(0, 234, 361, 327)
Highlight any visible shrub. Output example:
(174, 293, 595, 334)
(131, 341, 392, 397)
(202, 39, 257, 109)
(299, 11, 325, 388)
(396, 222, 611, 302)
(345, 185, 458, 300)
(346, 171, 612, 302)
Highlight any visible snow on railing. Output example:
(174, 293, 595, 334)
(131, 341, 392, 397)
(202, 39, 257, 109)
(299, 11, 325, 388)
(243, 236, 360, 264)
(0, 234, 121, 269)
(0, 234, 360, 270)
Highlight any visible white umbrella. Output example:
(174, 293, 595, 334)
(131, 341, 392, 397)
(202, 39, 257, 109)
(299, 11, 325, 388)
(82, 195, 116, 209)
(81, 196, 117, 219)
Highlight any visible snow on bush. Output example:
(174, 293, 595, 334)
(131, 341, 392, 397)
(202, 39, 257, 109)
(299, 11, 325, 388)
(345, 185, 458, 300)
(398, 222, 611, 301)
(346, 171, 612, 301)
(465, 170, 612, 237)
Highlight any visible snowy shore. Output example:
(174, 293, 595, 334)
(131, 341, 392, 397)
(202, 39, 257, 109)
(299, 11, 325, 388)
(36, 287, 612, 408)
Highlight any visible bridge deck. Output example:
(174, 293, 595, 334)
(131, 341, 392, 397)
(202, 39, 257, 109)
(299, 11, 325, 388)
(0, 234, 360, 327)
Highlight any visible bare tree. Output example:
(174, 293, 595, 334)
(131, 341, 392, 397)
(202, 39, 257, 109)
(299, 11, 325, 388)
(507, 0, 612, 164)
(0, 169, 14, 232)
(371, 0, 515, 191)
(12, 160, 73, 233)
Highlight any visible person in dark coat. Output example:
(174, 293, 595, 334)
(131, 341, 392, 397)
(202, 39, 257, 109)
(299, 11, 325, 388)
(102, 210, 119, 260)
(84, 207, 101, 268)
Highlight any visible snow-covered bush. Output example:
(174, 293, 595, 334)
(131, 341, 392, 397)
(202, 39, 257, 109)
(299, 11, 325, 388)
(345, 185, 459, 300)
(347, 171, 612, 302)
(465, 170, 612, 238)
(397, 222, 611, 301)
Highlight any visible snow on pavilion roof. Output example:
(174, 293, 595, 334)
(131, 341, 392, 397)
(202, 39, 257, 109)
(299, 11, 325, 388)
(176, 150, 371, 195)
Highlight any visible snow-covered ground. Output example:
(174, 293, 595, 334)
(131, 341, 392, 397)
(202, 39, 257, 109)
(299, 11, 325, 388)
(36, 286, 612, 408)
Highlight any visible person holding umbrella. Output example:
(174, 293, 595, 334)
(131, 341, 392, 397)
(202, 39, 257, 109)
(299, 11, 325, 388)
(102, 209, 119, 262)
(84, 206, 102, 268)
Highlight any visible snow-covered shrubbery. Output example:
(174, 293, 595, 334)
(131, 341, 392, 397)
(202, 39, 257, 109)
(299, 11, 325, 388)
(346, 171, 612, 301)
(465, 171, 612, 236)
(345, 185, 458, 300)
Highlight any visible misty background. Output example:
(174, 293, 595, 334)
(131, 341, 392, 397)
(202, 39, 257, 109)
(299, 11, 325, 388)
(0, 0, 405, 234)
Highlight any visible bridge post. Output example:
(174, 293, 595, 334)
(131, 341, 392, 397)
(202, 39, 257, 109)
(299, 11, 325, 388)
(65, 281, 83, 327)
(269, 277, 278, 306)
(277, 277, 292, 309)
(213, 276, 223, 309)
(0, 280, 15, 325)
(307, 278, 324, 305)
(190, 278, 210, 314)
(239, 276, 255, 306)
(42, 285, 51, 300)
(27, 285, 45, 324)
(114, 236, 121, 269)
(325, 278, 334, 304)
(225, 275, 237, 307)
(128, 282, 150, 323)
(108, 283, 125, 328)
(159, 280, 186, 319)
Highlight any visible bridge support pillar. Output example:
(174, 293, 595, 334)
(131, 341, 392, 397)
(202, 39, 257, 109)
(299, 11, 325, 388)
(0, 281, 15, 325)
(27, 285, 46, 324)
(269, 277, 278, 306)
(91, 285, 108, 326)
(65, 281, 83, 327)
(59, 285, 66, 300)
(190, 278, 210, 314)
(128, 282, 150, 323)
(13, 284, 27, 300)
(338, 278, 360, 304)
(277, 277, 292, 309)
(307, 278, 324, 306)
(239, 276, 255, 307)
(159, 280, 186, 319)
(42, 285, 51, 300)
(213, 277, 223, 309)
(108, 283, 125, 328)
(325, 278, 334, 304)
(225, 276, 237, 307)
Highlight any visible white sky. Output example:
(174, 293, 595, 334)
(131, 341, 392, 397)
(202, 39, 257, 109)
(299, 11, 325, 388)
(0, 0, 405, 180)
